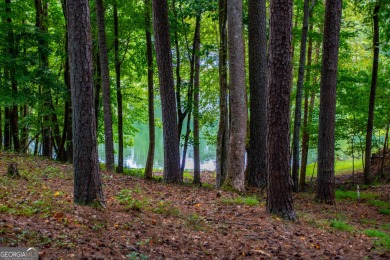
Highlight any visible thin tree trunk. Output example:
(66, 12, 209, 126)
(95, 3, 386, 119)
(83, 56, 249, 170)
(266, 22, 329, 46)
(67, 0, 105, 205)
(224, 0, 247, 192)
(267, 0, 297, 221)
(0, 108, 2, 150)
(291, 0, 311, 192)
(113, 0, 124, 173)
(364, 1, 381, 184)
(193, 15, 201, 185)
(144, 0, 155, 179)
(316, 0, 342, 204)
(152, 0, 181, 183)
(4, 107, 10, 150)
(216, 0, 229, 188)
(95, 0, 115, 171)
(247, 0, 268, 187)
(381, 123, 389, 177)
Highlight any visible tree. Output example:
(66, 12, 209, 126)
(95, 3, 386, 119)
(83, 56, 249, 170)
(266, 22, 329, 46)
(316, 0, 342, 204)
(144, 0, 155, 179)
(113, 0, 124, 173)
(152, 0, 181, 183)
(95, 0, 115, 172)
(193, 15, 201, 185)
(216, 0, 229, 188)
(267, 0, 297, 220)
(364, 0, 381, 184)
(247, 0, 268, 188)
(224, 0, 247, 192)
(291, 0, 311, 192)
(67, 0, 105, 205)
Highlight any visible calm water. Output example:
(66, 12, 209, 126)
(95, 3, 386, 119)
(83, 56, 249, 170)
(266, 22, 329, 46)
(98, 122, 217, 171)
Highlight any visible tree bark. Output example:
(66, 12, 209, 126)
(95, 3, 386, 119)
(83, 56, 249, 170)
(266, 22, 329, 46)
(67, 0, 105, 205)
(4, 107, 10, 150)
(216, 0, 229, 189)
(291, 0, 311, 192)
(224, 0, 247, 192)
(381, 123, 389, 177)
(193, 15, 201, 185)
(247, 0, 268, 188)
(95, 0, 115, 172)
(152, 0, 181, 183)
(316, 0, 342, 204)
(267, 0, 297, 220)
(113, 0, 124, 173)
(364, 1, 381, 184)
(144, 0, 155, 179)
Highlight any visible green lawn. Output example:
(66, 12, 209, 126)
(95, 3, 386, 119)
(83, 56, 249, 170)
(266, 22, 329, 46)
(306, 159, 363, 177)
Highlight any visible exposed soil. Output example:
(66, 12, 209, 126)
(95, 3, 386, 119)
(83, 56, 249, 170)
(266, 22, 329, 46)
(0, 151, 389, 259)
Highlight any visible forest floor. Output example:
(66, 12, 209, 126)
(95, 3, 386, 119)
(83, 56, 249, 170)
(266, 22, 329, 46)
(1, 151, 390, 259)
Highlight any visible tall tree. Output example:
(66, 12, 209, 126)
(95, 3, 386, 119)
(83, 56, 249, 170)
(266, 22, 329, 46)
(316, 0, 342, 204)
(114, 0, 124, 173)
(216, 0, 229, 188)
(224, 0, 247, 192)
(152, 0, 181, 183)
(95, 0, 115, 171)
(193, 15, 201, 185)
(364, 1, 381, 184)
(144, 0, 155, 179)
(267, 0, 297, 220)
(67, 0, 105, 205)
(291, 0, 311, 192)
(247, 0, 268, 188)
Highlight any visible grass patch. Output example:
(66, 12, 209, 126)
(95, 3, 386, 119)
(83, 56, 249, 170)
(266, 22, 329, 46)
(329, 220, 354, 232)
(364, 229, 390, 250)
(306, 159, 363, 177)
(335, 190, 378, 201)
(185, 213, 206, 231)
(379, 209, 390, 215)
(123, 168, 145, 178)
(220, 196, 259, 206)
(152, 201, 182, 217)
(116, 189, 148, 211)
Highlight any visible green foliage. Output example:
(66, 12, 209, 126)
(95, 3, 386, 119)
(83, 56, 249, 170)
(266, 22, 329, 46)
(329, 220, 354, 232)
(116, 189, 147, 211)
(379, 209, 390, 215)
(185, 213, 206, 231)
(152, 201, 182, 217)
(335, 190, 378, 200)
(364, 229, 390, 250)
(220, 196, 259, 206)
(127, 252, 149, 260)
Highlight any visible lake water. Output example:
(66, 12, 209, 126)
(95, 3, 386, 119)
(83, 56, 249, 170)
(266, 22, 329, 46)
(98, 122, 217, 171)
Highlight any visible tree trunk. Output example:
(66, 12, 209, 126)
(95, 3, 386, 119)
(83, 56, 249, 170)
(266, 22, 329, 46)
(381, 123, 389, 177)
(113, 0, 124, 173)
(267, 0, 297, 221)
(216, 0, 229, 188)
(67, 0, 105, 205)
(193, 15, 201, 185)
(224, 0, 247, 192)
(95, 0, 115, 172)
(316, 0, 342, 204)
(4, 107, 10, 150)
(144, 0, 155, 179)
(0, 108, 2, 150)
(247, 0, 268, 188)
(364, 1, 381, 185)
(152, 0, 181, 183)
(291, 0, 311, 192)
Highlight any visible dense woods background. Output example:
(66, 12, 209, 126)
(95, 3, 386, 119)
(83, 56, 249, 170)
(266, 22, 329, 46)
(0, 0, 389, 218)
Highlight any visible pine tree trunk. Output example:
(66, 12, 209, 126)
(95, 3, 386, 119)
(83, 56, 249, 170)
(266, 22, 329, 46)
(144, 0, 155, 179)
(291, 0, 311, 192)
(316, 0, 342, 204)
(152, 0, 181, 183)
(67, 0, 105, 205)
(193, 15, 201, 185)
(267, 0, 297, 221)
(216, 0, 229, 188)
(95, 0, 115, 172)
(364, 1, 381, 184)
(113, 0, 124, 173)
(247, 0, 268, 188)
(224, 0, 247, 192)
(4, 107, 10, 150)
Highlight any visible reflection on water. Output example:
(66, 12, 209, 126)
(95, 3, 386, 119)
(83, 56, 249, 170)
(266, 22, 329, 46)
(98, 122, 217, 171)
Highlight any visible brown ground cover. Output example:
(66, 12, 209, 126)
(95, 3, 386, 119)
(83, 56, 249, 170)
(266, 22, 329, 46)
(0, 151, 389, 259)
